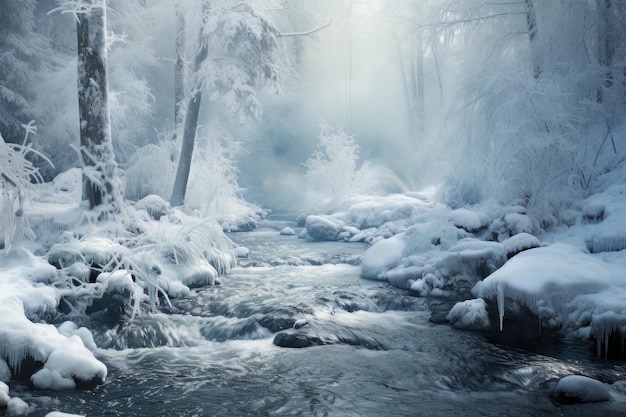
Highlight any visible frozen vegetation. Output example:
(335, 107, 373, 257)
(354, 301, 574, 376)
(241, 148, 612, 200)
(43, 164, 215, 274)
(3, 0, 626, 414)
(297, 123, 626, 364)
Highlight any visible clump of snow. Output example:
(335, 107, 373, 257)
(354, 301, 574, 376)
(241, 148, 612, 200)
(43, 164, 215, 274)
(446, 298, 490, 331)
(0, 248, 107, 390)
(475, 243, 626, 352)
(234, 246, 249, 258)
(501, 232, 540, 259)
(280, 227, 295, 236)
(7, 397, 30, 415)
(450, 207, 490, 232)
(361, 233, 405, 280)
(134, 194, 171, 220)
(581, 183, 626, 253)
(0, 381, 9, 406)
(581, 202, 605, 224)
(52, 168, 82, 196)
(0, 359, 10, 383)
(304, 214, 343, 241)
(46, 412, 85, 417)
(553, 375, 612, 403)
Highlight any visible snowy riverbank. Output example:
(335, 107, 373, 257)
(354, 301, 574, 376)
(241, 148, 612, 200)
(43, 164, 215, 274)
(300, 157, 626, 361)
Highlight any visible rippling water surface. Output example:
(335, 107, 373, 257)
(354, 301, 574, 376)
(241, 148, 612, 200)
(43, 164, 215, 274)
(18, 219, 626, 416)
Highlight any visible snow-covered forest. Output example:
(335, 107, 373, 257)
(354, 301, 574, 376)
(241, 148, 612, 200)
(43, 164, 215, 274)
(2, 0, 626, 415)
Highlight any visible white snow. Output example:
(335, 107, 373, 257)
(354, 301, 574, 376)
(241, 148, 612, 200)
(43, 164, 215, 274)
(361, 233, 405, 280)
(471, 243, 626, 355)
(6, 397, 29, 415)
(0, 381, 9, 407)
(0, 248, 107, 391)
(45, 413, 85, 417)
(280, 226, 295, 236)
(446, 298, 490, 331)
(304, 214, 343, 241)
(0, 359, 10, 383)
(554, 375, 612, 403)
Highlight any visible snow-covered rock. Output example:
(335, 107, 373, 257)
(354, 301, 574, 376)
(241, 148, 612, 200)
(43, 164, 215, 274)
(446, 298, 490, 331)
(7, 397, 29, 415)
(304, 215, 343, 241)
(361, 233, 405, 280)
(475, 243, 626, 354)
(279, 227, 295, 236)
(0, 248, 107, 390)
(134, 194, 171, 220)
(0, 381, 9, 407)
(450, 207, 489, 232)
(553, 375, 612, 403)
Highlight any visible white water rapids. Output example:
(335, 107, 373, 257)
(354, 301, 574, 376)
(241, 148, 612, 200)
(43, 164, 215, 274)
(12, 219, 626, 416)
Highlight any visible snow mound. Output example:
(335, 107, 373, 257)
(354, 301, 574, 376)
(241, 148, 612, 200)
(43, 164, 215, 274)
(304, 215, 343, 241)
(7, 397, 30, 415)
(0, 248, 107, 390)
(446, 298, 490, 331)
(553, 375, 612, 403)
(582, 183, 626, 253)
(0, 381, 9, 406)
(134, 194, 171, 220)
(280, 227, 295, 236)
(52, 168, 82, 196)
(46, 413, 86, 417)
(450, 207, 489, 232)
(475, 243, 626, 354)
(361, 233, 405, 280)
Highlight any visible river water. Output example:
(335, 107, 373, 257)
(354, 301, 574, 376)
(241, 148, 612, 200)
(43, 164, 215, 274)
(15, 219, 626, 416)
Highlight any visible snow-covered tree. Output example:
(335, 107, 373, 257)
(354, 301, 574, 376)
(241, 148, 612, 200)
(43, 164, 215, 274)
(171, 0, 280, 206)
(0, 0, 47, 144)
(74, 0, 121, 211)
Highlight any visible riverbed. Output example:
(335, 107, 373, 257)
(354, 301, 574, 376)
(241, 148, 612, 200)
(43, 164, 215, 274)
(14, 219, 626, 416)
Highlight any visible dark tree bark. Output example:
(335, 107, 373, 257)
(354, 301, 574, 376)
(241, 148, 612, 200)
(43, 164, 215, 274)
(170, 31, 208, 207)
(76, 0, 119, 211)
(524, 0, 540, 78)
(174, 3, 186, 134)
(597, 0, 614, 103)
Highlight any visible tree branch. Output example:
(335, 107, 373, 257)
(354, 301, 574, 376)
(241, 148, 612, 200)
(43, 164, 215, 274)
(278, 20, 331, 38)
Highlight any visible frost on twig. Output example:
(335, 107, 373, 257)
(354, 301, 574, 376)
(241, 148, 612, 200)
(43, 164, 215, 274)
(0, 121, 52, 248)
(48, 0, 104, 22)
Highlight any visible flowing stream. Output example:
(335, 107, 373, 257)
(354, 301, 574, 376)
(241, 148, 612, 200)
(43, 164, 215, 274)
(14, 218, 626, 416)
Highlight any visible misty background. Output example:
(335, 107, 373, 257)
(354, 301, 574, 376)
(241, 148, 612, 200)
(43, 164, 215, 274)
(3, 0, 624, 223)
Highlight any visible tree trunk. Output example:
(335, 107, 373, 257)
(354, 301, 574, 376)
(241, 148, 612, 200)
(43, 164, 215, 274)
(76, 0, 119, 211)
(524, 0, 540, 78)
(174, 3, 186, 134)
(415, 27, 425, 136)
(597, 0, 614, 103)
(170, 22, 209, 207)
(170, 89, 202, 207)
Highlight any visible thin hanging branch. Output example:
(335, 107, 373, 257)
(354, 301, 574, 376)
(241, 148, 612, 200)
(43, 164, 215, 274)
(278, 20, 331, 38)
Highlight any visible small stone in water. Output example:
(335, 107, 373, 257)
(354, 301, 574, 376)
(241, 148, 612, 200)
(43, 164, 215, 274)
(280, 227, 295, 236)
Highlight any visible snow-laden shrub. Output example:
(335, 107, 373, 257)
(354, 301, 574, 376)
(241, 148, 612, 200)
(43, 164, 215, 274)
(186, 128, 254, 224)
(0, 123, 50, 248)
(124, 144, 176, 201)
(303, 123, 379, 212)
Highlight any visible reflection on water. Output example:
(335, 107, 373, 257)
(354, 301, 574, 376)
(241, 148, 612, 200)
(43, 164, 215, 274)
(19, 222, 626, 417)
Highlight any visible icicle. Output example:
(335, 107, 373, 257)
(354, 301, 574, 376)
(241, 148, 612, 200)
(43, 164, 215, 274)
(497, 284, 505, 331)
